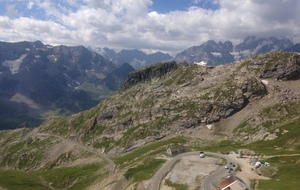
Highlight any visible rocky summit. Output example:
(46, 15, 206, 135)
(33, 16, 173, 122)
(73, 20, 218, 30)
(1, 51, 300, 189)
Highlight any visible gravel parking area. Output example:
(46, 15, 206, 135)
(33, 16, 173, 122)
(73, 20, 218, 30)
(162, 155, 221, 188)
(226, 153, 270, 185)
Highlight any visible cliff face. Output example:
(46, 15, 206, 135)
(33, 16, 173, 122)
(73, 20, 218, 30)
(259, 53, 300, 80)
(121, 61, 179, 90)
(0, 41, 134, 129)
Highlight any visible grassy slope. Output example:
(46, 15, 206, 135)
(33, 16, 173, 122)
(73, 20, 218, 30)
(0, 163, 105, 190)
(258, 156, 300, 190)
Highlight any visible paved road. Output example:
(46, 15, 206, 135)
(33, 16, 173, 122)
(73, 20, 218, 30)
(37, 133, 116, 175)
(147, 152, 199, 190)
(147, 152, 234, 190)
(200, 153, 234, 190)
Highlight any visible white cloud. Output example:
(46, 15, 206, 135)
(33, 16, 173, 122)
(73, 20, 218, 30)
(0, 0, 299, 55)
(0, 16, 76, 45)
(27, 1, 34, 9)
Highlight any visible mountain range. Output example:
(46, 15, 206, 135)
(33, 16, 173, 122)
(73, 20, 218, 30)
(1, 36, 300, 130)
(174, 36, 300, 66)
(91, 47, 173, 69)
(0, 41, 134, 129)
(0, 51, 300, 189)
(92, 36, 300, 68)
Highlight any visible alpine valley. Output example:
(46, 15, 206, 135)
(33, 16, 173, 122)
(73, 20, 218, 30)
(1, 36, 300, 130)
(0, 49, 300, 190)
(1, 37, 300, 190)
(0, 41, 135, 129)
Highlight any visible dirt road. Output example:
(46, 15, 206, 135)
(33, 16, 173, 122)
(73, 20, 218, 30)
(37, 133, 116, 175)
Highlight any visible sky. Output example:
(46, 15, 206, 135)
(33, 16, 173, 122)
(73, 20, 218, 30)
(0, 0, 299, 55)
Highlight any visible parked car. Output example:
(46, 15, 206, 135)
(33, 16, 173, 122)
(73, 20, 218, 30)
(199, 151, 205, 158)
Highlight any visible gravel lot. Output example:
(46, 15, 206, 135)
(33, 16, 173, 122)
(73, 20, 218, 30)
(162, 155, 221, 189)
(159, 152, 270, 190)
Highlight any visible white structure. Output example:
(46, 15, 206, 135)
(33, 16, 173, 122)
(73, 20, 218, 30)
(254, 162, 262, 168)
(199, 151, 205, 158)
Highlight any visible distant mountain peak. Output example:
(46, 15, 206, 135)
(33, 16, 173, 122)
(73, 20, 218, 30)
(174, 36, 294, 66)
(174, 39, 235, 66)
(91, 47, 173, 69)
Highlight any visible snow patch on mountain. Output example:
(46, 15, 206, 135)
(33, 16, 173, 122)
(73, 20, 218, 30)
(231, 52, 242, 61)
(2, 54, 27, 74)
(194, 61, 207, 66)
(211, 52, 222, 57)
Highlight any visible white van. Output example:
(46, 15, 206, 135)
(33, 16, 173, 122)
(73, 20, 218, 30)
(199, 151, 205, 158)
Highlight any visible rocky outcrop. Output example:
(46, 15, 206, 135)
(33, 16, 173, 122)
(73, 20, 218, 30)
(205, 78, 267, 123)
(240, 78, 268, 100)
(98, 109, 115, 120)
(121, 61, 179, 90)
(260, 54, 300, 80)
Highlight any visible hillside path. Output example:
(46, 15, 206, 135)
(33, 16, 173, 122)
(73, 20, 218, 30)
(37, 133, 116, 175)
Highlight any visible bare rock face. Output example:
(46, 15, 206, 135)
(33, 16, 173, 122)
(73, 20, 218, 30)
(205, 77, 267, 123)
(122, 61, 179, 90)
(240, 78, 268, 100)
(98, 109, 115, 120)
(0, 41, 134, 130)
(260, 54, 300, 80)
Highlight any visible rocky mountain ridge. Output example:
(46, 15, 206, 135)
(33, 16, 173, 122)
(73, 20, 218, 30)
(174, 36, 296, 66)
(91, 47, 173, 69)
(37, 51, 300, 155)
(0, 41, 134, 129)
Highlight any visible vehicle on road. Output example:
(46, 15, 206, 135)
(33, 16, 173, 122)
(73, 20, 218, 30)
(199, 151, 205, 158)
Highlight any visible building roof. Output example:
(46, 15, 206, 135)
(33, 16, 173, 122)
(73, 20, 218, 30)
(229, 181, 249, 190)
(218, 175, 249, 190)
(169, 145, 184, 152)
(219, 176, 238, 189)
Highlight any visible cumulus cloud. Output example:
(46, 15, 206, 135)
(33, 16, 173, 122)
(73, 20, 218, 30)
(0, 0, 299, 54)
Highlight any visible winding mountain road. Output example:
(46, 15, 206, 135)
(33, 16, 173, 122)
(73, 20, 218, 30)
(37, 133, 116, 175)
(147, 152, 233, 190)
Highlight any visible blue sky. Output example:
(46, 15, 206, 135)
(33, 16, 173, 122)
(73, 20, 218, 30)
(0, 0, 299, 54)
(151, 0, 219, 13)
